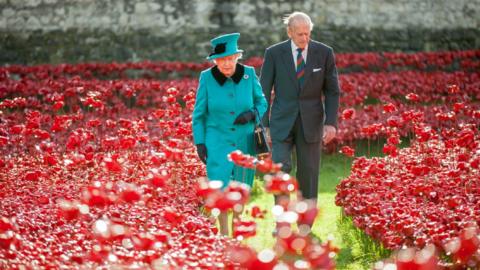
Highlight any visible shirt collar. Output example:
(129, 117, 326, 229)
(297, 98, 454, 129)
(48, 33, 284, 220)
(291, 40, 308, 54)
(211, 64, 245, 86)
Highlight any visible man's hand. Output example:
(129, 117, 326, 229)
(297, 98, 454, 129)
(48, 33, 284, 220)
(323, 125, 336, 144)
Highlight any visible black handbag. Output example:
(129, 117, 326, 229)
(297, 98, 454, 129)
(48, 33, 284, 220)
(253, 109, 271, 159)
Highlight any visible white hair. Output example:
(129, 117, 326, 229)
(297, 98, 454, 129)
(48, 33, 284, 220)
(283, 12, 314, 31)
(212, 53, 243, 64)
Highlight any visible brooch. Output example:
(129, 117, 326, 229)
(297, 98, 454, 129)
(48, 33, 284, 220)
(243, 74, 249, 79)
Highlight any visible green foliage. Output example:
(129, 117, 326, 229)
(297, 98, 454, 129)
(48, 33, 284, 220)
(337, 214, 391, 268)
(250, 174, 265, 198)
(363, 96, 381, 105)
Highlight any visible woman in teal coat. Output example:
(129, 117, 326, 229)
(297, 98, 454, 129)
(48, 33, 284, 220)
(192, 33, 267, 235)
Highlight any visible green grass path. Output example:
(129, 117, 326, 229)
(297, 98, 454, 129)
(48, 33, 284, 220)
(243, 141, 394, 269)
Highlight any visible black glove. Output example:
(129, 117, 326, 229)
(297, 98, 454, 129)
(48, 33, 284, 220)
(233, 110, 255, 125)
(196, 144, 207, 164)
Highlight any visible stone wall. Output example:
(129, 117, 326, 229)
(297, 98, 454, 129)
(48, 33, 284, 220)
(1, 0, 479, 64)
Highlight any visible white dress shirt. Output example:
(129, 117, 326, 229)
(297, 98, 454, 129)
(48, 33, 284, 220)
(291, 40, 308, 69)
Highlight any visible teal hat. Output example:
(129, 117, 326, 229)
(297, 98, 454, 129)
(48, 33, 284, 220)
(207, 33, 244, 60)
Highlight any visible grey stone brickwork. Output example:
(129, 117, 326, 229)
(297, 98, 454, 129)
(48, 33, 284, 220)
(0, 0, 479, 64)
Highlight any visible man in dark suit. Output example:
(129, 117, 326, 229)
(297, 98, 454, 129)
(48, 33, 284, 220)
(260, 11, 340, 235)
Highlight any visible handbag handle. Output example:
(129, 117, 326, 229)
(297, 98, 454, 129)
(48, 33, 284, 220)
(253, 108, 266, 129)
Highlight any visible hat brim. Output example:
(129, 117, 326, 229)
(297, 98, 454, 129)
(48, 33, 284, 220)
(206, 49, 244, 60)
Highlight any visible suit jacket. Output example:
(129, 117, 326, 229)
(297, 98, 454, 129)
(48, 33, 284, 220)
(260, 39, 340, 143)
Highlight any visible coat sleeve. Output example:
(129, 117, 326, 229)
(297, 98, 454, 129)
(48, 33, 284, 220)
(192, 72, 207, 144)
(250, 67, 268, 123)
(259, 48, 275, 127)
(323, 48, 341, 128)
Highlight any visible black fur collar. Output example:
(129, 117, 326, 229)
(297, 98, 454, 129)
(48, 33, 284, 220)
(211, 64, 245, 86)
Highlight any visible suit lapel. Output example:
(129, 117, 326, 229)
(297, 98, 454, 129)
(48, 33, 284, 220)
(302, 41, 317, 90)
(280, 40, 299, 91)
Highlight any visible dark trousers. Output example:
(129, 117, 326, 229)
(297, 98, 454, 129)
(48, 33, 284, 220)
(271, 115, 321, 199)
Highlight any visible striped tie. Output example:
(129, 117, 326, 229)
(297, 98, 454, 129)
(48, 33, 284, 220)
(296, 48, 306, 88)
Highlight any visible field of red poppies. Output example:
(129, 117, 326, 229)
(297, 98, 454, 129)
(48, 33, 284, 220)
(334, 51, 480, 269)
(0, 50, 479, 269)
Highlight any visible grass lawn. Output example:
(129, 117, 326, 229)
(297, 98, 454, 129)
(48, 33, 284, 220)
(242, 139, 399, 269)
